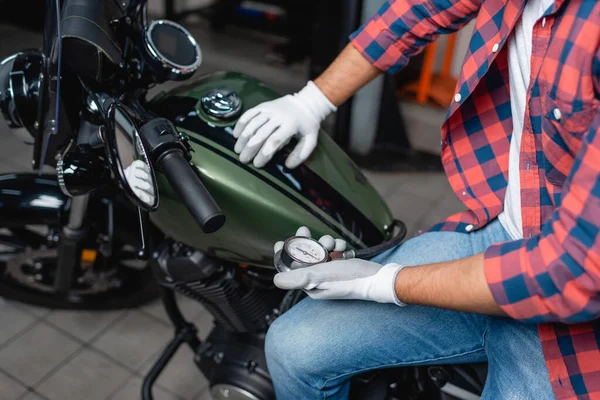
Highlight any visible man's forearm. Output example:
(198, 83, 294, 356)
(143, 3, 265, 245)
(395, 253, 507, 316)
(314, 44, 381, 107)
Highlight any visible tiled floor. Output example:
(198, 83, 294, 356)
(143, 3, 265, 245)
(0, 295, 215, 400)
(0, 18, 463, 400)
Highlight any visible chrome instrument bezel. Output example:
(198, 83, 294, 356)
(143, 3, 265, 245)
(143, 19, 202, 79)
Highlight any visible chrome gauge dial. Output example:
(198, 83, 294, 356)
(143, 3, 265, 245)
(285, 237, 327, 264)
(274, 236, 329, 272)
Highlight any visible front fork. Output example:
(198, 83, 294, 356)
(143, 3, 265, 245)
(53, 194, 90, 292)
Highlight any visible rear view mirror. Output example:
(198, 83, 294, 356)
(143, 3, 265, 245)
(103, 103, 159, 211)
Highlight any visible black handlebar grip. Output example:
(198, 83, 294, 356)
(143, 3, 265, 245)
(157, 149, 225, 233)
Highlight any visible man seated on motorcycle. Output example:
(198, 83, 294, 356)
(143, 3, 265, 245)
(233, 0, 600, 399)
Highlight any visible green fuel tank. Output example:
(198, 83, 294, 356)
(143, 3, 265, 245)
(148, 72, 393, 268)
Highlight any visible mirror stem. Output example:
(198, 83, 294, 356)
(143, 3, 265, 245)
(136, 207, 150, 260)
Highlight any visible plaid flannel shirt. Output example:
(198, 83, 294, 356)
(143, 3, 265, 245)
(351, 0, 600, 398)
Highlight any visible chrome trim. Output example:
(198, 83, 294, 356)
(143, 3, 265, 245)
(0, 53, 18, 67)
(440, 383, 481, 400)
(143, 19, 202, 76)
(211, 384, 261, 400)
(0, 53, 22, 128)
(142, 2, 148, 28)
(200, 88, 242, 119)
(56, 156, 73, 198)
(86, 94, 99, 113)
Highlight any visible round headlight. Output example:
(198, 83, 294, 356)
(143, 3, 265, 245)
(0, 51, 44, 145)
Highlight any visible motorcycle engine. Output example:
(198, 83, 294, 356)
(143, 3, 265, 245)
(152, 241, 279, 399)
(152, 240, 282, 333)
(197, 324, 275, 400)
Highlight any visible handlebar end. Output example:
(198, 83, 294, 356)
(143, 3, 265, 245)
(201, 212, 226, 234)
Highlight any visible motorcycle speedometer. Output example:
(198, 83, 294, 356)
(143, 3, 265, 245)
(274, 236, 329, 273)
(142, 19, 202, 82)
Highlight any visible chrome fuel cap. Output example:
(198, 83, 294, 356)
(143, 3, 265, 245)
(200, 88, 242, 120)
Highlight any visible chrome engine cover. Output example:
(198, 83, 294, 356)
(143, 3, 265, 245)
(211, 384, 261, 400)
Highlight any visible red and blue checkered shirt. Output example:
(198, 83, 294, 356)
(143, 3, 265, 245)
(351, 0, 600, 398)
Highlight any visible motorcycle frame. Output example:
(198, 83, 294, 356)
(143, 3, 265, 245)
(142, 286, 202, 400)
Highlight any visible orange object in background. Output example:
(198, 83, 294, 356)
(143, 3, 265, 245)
(396, 33, 458, 108)
(80, 249, 98, 267)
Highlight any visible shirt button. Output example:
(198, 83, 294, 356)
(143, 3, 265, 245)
(454, 93, 462, 103)
(542, 17, 547, 28)
(553, 108, 562, 121)
(465, 224, 474, 232)
(462, 191, 467, 196)
(492, 43, 499, 53)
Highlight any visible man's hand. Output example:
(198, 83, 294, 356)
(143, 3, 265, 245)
(233, 44, 380, 169)
(275, 259, 405, 304)
(233, 82, 336, 169)
(273, 226, 405, 305)
(124, 160, 155, 206)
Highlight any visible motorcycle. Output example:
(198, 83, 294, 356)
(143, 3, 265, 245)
(0, 1, 488, 399)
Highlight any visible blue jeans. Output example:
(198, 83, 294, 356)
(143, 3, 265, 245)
(265, 219, 555, 399)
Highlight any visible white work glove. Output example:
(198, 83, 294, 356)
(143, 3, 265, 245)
(233, 81, 337, 169)
(124, 160, 155, 206)
(273, 227, 406, 305)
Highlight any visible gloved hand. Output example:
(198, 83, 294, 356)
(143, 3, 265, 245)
(124, 160, 155, 206)
(233, 81, 337, 169)
(273, 227, 406, 305)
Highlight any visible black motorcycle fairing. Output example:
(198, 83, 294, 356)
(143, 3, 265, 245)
(0, 173, 144, 235)
(35, 0, 76, 169)
(0, 173, 66, 226)
(61, 0, 125, 82)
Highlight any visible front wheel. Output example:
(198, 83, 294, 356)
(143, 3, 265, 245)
(0, 223, 159, 310)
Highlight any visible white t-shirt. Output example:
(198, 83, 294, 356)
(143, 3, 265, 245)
(497, 0, 554, 240)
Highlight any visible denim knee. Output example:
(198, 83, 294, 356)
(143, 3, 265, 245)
(265, 308, 325, 383)
(264, 315, 287, 372)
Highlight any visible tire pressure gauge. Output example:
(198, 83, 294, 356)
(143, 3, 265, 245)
(274, 236, 330, 272)
(273, 220, 408, 274)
